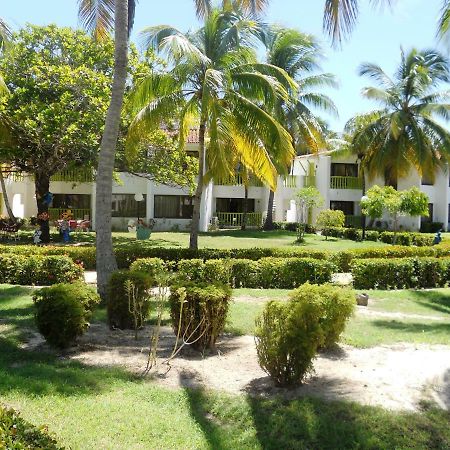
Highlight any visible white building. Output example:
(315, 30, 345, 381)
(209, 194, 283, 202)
(1, 132, 448, 231)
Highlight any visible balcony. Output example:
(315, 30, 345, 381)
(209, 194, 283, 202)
(50, 169, 95, 183)
(215, 174, 263, 187)
(217, 212, 263, 228)
(330, 176, 363, 190)
(48, 208, 91, 221)
(303, 175, 316, 188)
(282, 175, 297, 188)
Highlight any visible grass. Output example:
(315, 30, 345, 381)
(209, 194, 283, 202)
(1, 285, 450, 449)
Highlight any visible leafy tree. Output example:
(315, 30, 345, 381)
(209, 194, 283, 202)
(126, 8, 295, 249)
(0, 25, 114, 242)
(349, 49, 450, 186)
(295, 186, 324, 224)
(361, 185, 429, 241)
(316, 209, 345, 240)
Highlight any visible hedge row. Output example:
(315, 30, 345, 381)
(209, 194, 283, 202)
(352, 257, 450, 289)
(131, 257, 334, 289)
(0, 254, 83, 285)
(322, 227, 434, 247)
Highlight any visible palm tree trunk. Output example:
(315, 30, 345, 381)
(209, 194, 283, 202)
(361, 167, 366, 240)
(35, 172, 50, 243)
(189, 122, 206, 249)
(241, 185, 248, 231)
(95, 0, 129, 300)
(263, 190, 275, 230)
(0, 169, 15, 221)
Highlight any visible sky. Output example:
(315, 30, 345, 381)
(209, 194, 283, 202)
(1, 0, 444, 131)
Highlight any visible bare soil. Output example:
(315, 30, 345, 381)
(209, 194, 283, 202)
(22, 323, 450, 412)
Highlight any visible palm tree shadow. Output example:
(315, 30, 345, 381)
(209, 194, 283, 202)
(410, 290, 450, 316)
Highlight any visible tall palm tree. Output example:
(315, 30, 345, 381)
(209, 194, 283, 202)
(349, 48, 450, 186)
(260, 26, 337, 229)
(127, 9, 296, 248)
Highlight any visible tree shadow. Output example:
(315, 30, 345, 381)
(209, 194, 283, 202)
(372, 319, 450, 336)
(408, 290, 450, 316)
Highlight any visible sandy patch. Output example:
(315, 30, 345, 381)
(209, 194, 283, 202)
(18, 322, 449, 412)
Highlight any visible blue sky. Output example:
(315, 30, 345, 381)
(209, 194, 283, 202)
(1, 0, 443, 131)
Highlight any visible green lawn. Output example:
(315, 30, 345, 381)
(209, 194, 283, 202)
(1, 284, 449, 449)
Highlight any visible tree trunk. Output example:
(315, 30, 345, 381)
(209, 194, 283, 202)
(241, 185, 248, 231)
(361, 167, 366, 240)
(0, 169, 15, 221)
(263, 190, 275, 230)
(95, 0, 129, 300)
(35, 172, 51, 243)
(189, 122, 206, 249)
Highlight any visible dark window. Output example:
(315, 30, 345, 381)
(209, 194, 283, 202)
(330, 201, 354, 216)
(331, 163, 358, 177)
(112, 194, 147, 217)
(154, 195, 194, 219)
(421, 203, 434, 224)
(421, 175, 434, 186)
(51, 194, 91, 209)
(384, 171, 397, 190)
(216, 198, 255, 213)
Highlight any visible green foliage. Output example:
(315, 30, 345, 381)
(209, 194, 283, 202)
(295, 186, 324, 223)
(0, 405, 62, 449)
(33, 282, 100, 348)
(316, 210, 345, 239)
(107, 271, 153, 329)
(0, 254, 83, 285)
(169, 282, 232, 351)
(420, 221, 444, 233)
(0, 24, 113, 177)
(351, 257, 450, 289)
(129, 257, 167, 280)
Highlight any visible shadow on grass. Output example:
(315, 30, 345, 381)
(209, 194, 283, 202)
(372, 319, 450, 335)
(200, 230, 296, 240)
(410, 290, 450, 316)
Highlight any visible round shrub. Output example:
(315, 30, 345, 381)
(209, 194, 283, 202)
(255, 283, 355, 387)
(129, 257, 167, 280)
(169, 282, 232, 351)
(33, 282, 100, 348)
(107, 270, 153, 329)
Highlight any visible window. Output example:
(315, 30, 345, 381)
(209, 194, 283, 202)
(330, 200, 354, 216)
(384, 171, 397, 190)
(51, 194, 91, 209)
(154, 195, 194, 219)
(216, 198, 255, 213)
(421, 203, 434, 224)
(331, 163, 358, 177)
(111, 194, 147, 217)
(421, 175, 434, 186)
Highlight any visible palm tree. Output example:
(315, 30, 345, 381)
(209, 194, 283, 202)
(127, 9, 296, 248)
(260, 26, 337, 229)
(349, 48, 450, 189)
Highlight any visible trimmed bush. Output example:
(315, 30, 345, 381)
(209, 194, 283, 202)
(203, 259, 232, 284)
(0, 405, 61, 449)
(230, 259, 260, 288)
(379, 231, 434, 247)
(107, 271, 153, 329)
(33, 282, 100, 348)
(177, 259, 205, 282)
(169, 282, 232, 350)
(0, 254, 83, 285)
(351, 257, 450, 289)
(129, 257, 166, 279)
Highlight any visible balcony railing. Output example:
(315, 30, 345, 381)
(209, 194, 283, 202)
(345, 215, 363, 228)
(50, 169, 95, 183)
(217, 212, 263, 228)
(215, 174, 263, 187)
(330, 176, 363, 190)
(48, 208, 91, 221)
(282, 175, 297, 188)
(303, 175, 316, 188)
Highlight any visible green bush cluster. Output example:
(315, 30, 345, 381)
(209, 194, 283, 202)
(351, 257, 450, 289)
(420, 221, 444, 233)
(107, 270, 153, 329)
(0, 405, 62, 449)
(0, 254, 83, 285)
(272, 222, 316, 233)
(33, 282, 100, 348)
(169, 282, 232, 351)
(129, 257, 167, 280)
(255, 283, 355, 387)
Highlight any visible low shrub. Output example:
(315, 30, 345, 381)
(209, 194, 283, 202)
(33, 282, 100, 348)
(255, 283, 354, 387)
(343, 227, 362, 241)
(230, 258, 260, 288)
(177, 259, 205, 282)
(169, 282, 232, 351)
(129, 257, 166, 280)
(379, 231, 434, 247)
(0, 254, 83, 285)
(107, 271, 153, 329)
(420, 221, 443, 233)
(0, 405, 62, 449)
(203, 259, 232, 284)
(364, 230, 380, 241)
(351, 257, 450, 289)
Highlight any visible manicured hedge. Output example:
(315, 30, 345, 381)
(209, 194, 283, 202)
(0, 405, 61, 449)
(0, 254, 83, 285)
(351, 257, 450, 289)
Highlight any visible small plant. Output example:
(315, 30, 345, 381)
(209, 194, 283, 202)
(108, 271, 153, 330)
(33, 282, 100, 348)
(169, 282, 232, 351)
(316, 210, 345, 240)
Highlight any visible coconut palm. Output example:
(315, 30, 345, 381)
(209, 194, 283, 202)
(259, 26, 337, 229)
(127, 9, 296, 248)
(349, 48, 450, 187)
